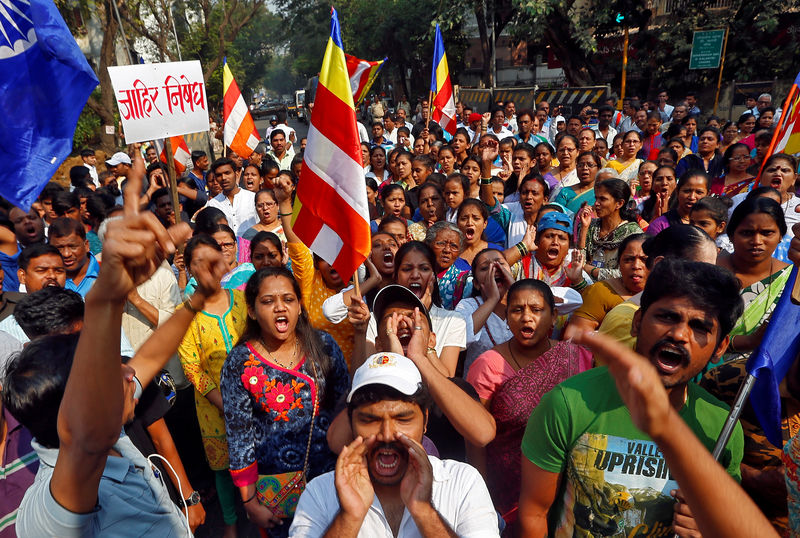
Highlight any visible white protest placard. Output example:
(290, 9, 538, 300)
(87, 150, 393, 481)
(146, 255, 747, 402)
(108, 60, 209, 143)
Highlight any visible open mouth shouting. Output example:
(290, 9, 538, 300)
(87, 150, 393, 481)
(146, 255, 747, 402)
(382, 251, 394, 271)
(463, 226, 476, 242)
(650, 340, 690, 376)
(518, 324, 536, 340)
(274, 315, 290, 333)
(406, 281, 424, 298)
(369, 443, 408, 483)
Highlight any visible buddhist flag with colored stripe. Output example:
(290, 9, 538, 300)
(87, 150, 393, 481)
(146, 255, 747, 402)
(153, 136, 190, 174)
(345, 54, 387, 106)
(223, 58, 260, 159)
(430, 24, 457, 136)
(758, 70, 800, 180)
(292, 8, 370, 281)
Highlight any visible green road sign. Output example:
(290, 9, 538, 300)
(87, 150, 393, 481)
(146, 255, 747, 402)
(689, 29, 725, 70)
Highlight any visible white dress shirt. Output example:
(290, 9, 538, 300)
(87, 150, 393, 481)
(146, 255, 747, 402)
(206, 189, 258, 235)
(289, 457, 500, 538)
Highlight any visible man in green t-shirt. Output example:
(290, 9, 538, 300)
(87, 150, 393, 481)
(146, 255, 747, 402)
(519, 259, 746, 537)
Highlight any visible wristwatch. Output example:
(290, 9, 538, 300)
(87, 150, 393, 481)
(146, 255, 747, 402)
(184, 490, 201, 507)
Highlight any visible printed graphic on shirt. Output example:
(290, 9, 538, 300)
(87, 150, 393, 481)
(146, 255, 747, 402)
(554, 432, 678, 538)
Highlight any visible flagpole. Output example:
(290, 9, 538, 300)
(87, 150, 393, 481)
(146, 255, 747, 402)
(755, 83, 798, 186)
(711, 374, 756, 459)
(163, 137, 183, 225)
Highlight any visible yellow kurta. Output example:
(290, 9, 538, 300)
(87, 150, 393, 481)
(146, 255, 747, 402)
(288, 242, 355, 365)
(178, 289, 248, 470)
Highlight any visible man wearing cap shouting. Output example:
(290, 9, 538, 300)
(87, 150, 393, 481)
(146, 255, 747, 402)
(289, 347, 499, 537)
(105, 152, 132, 182)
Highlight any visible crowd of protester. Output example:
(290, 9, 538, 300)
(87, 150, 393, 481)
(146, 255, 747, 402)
(0, 88, 796, 537)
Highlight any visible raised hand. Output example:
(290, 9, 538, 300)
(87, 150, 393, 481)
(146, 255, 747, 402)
(478, 138, 498, 165)
(100, 148, 190, 301)
(481, 112, 491, 127)
(522, 224, 538, 254)
(335, 436, 376, 523)
(191, 242, 229, 298)
(398, 433, 434, 514)
(347, 295, 370, 332)
(273, 174, 294, 204)
(565, 249, 585, 283)
(384, 313, 405, 355)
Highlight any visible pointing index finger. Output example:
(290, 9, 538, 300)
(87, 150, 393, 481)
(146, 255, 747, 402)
(123, 148, 146, 216)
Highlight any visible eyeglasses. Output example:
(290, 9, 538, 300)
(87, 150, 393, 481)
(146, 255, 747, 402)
(218, 241, 236, 250)
(730, 156, 749, 162)
(257, 202, 277, 209)
(576, 162, 597, 169)
(433, 240, 460, 251)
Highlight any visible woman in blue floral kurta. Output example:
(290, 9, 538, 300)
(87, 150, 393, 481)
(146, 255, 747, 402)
(220, 266, 349, 536)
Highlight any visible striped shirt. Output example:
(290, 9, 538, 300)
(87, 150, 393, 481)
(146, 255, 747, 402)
(0, 408, 38, 537)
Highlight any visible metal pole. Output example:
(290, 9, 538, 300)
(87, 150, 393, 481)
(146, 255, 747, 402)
(490, 5, 496, 91)
(111, 0, 134, 65)
(169, 2, 183, 62)
(620, 26, 629, 107)
(711, 374, 756, 459)
(712, 26, 729, 116)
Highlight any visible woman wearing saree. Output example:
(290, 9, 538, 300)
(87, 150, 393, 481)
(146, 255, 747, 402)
(426, 221, 472, 309)
(466, 279, 592, 534)
(711, 143, 755, 197)
(607, 130, 644, 183)
(576, 178, 643, 280)
(714, 196, 790, 368)
(552, 151, 600, 213)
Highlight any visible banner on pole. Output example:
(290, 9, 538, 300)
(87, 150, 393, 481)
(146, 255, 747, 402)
(108, 60, 209, 143)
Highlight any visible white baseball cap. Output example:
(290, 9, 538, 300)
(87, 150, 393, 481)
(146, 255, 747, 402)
(347, 352, 422, 403)
(105, 152, 132, 166)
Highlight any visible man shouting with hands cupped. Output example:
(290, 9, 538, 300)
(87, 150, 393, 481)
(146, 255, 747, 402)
(289, 313, 499, 537)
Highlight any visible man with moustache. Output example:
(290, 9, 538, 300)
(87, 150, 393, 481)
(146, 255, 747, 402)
(290, 348, 499, 536)
(518, 259, 745, 538)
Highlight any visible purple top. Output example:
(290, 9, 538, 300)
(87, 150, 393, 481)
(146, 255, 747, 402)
(646, 215, 670, 236)
(0, 408, 39, 537)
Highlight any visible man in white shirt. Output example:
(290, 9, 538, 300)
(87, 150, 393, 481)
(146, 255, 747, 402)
(591, 105, 618, 147)
(80, 149, 99, 187)
(205, 158, 257, 234)
(289, 350, 499, 538)
(274, 118, 297, 145)
(656, 89, 674, 123)
(503, 100, 518, 134)
(266, 130, 295, 170)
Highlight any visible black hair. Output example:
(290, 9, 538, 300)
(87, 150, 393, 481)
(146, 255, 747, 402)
(3, 333, 81, 448)
(85, 192, 115, 223)
(617, 233, 647, 262)
(594, 179, 637, 221)
(737, 112, 756, 126)
(392, 241, 442, 307)
(658, 147, 679, 163)
(347, 383, 433, 420)
(763, 152, 798, 173)
(146, 162, 167, 178)
(365, 177, 379, 194)
(690, 197, 731, 227)
(18, 243, 61, 271)
(727, 196, 787, 238)
(556, 134, 579, 150)
(48, 216, 85, 240)
(577, 150, 602, 169)
(640, 259, 743, 344)
(269, 129, 287, 142)
(211, 157, 235, 174)
(80, 148, 95, 158)
(51, 191, 80, 216)
(746, 186, 782, 201)
(533, 141, 555, 157)
(411, 154, 435, 170)
(242, 266, 337, 408)
(506, 278, 555, 313)
(151, 187, 171, 204)
(641, 224, 716, 269)
(380, 180, 406, 205)
(444, 173, 470, 195)
(69, 166, 91, 188)
(249, 230, 282, 258)
(193, 207, 228, 235)
(184, 234, 222, 268)
(38, 182, 64, 202)
(454, 127, 471, 142)
(513, 142, 536, 161)
(378, 215, 407, 233)
(191, 150, 207, 165)
(470, 247, 509, 297)
(15, 287, 84, 340)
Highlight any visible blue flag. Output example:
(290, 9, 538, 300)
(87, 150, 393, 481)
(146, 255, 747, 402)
(746, 265, 800, 447)
(0, 0, 99, 210)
